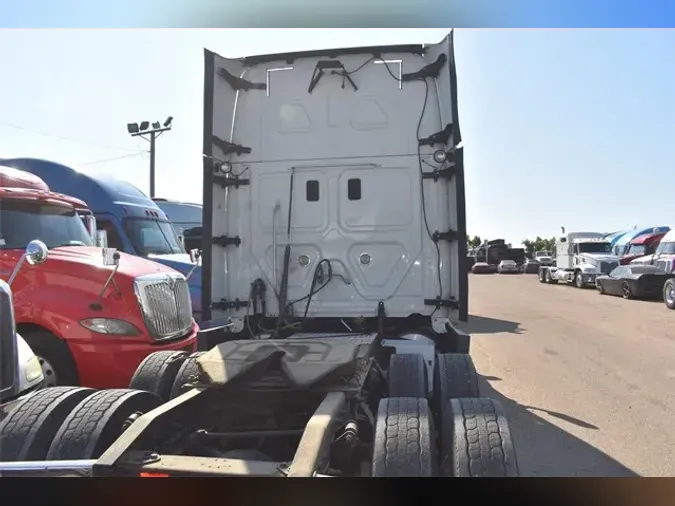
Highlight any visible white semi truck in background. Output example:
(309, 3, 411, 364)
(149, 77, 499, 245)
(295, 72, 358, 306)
(538, 231, 621, 288)
(534, 250, 553, 266)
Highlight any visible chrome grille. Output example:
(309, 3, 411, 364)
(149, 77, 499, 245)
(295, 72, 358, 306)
(599, 261, 618, 274)
(134, 273, 193, 341)
(0, 280, 17, 396)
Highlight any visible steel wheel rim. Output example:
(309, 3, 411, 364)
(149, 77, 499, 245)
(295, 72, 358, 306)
(576, 273, 582, 287)
(622, 284, 630, 297)
(37, 355, 58, 387)
(667, 286, 675, 305)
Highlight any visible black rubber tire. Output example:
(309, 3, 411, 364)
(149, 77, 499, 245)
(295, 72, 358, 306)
(664, 279, 675, 309)
(169, 352, 206, 400)
(621, 282, 633, 299)
(388, 354, 428, 398)
(371, 397, 436, 477)
(434, 353, 480, 401)
(544, 270, 552, 284)
(21, 330, 79, 386)
(538, 269, 546, 283)
(128, 351, 190, 402)
(0, 387, 96, 461)
(440, 397, 519, 477)
(597, 282, 605, 294)
(574, 271, 584, 288)
(46, 389, 162, 460)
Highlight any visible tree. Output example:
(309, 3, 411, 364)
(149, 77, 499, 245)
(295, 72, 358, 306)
(466, 235, 482, 248)
(521, 236, 556, 256)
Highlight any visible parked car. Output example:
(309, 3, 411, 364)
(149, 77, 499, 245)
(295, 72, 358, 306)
(596, 264, 673, 299)
(522, 258, 540, 273)
(472, 262, 493, 274)
(498, 260, 519, 274)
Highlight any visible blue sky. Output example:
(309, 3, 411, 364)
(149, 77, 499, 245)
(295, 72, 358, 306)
(0, 29, 672, 245)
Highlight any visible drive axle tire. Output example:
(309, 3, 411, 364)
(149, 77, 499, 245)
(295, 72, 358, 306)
(388, 354, 428, 398)
(434, 353, 480, 401)
(664, 279, 675, 309)
(0, 387, 96, 461)
(169, 352, 206, 400)
(46, 389, 162, 460)
(129, 351, 190, 402)
(440, 397, 519, 477)
(371, 397, 436, 477)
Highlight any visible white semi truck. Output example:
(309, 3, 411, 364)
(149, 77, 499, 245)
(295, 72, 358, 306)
(538, 231, 621, 288)
(534, 250, 553, 266)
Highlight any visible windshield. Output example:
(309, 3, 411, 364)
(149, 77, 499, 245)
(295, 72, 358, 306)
(578, 242, 611, 254)
(535, 251, 551, 257)
(626, 244, 647, 256)
(655, 241, 675, 256)
(0, 200, 94, 249)
(123, 218, 184, 256)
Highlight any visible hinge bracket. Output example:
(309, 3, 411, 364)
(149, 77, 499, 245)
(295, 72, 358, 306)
(424, 297, 459, 309)
(422, 166, 456, 181)
(212, 298, 250, 311)
(213, 135, 251, 156)
(214, 174, 250, 189)
(213, 235, 241, 247)
(418, 123, 452, 147)
(432, 230, 458, 242)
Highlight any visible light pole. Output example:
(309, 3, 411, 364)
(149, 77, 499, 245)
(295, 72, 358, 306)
(126, 116, 173, 198)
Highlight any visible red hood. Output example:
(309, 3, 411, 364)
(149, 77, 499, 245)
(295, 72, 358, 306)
(45, 246, 177, 277)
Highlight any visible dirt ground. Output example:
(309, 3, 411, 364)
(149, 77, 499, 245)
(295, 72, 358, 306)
(463, 272, 675, 477)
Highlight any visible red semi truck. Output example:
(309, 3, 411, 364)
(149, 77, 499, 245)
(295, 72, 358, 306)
(0, 165, 197, 388)
(620, 231, 667, 265)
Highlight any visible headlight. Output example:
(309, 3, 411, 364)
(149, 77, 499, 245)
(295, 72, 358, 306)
(24, 355, 43, 383)
(80, 318, 141, 336)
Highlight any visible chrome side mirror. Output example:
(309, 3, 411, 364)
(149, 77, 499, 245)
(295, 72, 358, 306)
(25, 240, 49, 266)
(8, 240, 49, 286)
(95, 230, 108, 249)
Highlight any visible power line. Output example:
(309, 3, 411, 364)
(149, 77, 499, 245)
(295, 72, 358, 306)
(78, 151, 147, 166)
(0, 120, 142, 153)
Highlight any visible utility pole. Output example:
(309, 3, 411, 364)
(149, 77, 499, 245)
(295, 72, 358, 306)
(149, 131, 156, 198)
(126, 116, 173, 198)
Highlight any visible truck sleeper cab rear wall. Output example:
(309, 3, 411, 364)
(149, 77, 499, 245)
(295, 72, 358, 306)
(201, 32, 468, 343)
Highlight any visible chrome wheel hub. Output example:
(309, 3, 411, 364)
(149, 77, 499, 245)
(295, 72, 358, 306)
(37, 356, 58, 387)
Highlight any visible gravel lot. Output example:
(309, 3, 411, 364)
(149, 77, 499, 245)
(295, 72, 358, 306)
(464, 272, 675, 477)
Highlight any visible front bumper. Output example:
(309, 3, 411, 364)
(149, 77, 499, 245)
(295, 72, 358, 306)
(581, 272, 597, 285)
(67, 321, 198, 389)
